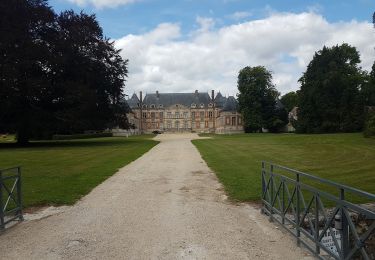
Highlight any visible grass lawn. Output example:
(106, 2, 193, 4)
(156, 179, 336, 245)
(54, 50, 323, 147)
(192, 133, 375, 203)
(0, 135, 158, 207)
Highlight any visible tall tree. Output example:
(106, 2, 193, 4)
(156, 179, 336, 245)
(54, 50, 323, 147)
(280, 91, 299, 112)
(0, 1, 129, 143)
(297, 44, 365, 133)
(237, 66, 286, 132)
(361, 62, 375, 107)
(0, 0, 56, 144)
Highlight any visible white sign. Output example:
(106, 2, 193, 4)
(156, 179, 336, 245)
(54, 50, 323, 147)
(320, 228, 341, 256)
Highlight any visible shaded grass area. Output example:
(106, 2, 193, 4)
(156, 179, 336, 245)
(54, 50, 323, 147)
(192, 133, 375, 203)
(0, 136, 158, 207)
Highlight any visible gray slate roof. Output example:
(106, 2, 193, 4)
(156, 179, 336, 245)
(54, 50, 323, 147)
(222, 96, 238, 111)
(127, 93, 140, 109)
(126, 91, 239, 112)
(142, 92, 212, 108)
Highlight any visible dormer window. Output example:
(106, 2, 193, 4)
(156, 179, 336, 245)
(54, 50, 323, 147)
(208, 103, 213, 108)
(159, 104, 163, 108)
(191, 103, 196, 108)
(150, 104, 155, 109)
(142, 104, 147, 109)
(200, 103, 204, 108)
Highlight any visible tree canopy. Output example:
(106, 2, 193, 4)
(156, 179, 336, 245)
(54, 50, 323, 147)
(280, 91, 299, 112)
(297, 44, 365, 133)
(0, 0, 129, 143)
(237, 66, 287, 133)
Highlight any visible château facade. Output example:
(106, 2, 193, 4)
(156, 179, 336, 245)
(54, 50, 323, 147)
(126, 90, 244, 134)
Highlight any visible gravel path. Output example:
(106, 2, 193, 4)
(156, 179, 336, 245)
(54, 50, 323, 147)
(0, 133, 311, 259)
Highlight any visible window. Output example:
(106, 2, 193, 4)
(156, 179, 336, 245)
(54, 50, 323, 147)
(159, 104, 163, 108)
(191, 103, 196, 108)
(167, 112, 172, 118)
(209, 111, 213, 118)
(142, 112, 147, 119)
(200, 103, 204, 108)
(150, 104, 155, 109)
(184, 121, 188, 129)
(175, 112, 180, 119)
(208, 103, 213, 108)
(175, 121, 180, 129)
(232, 117, 236, 126)
(191, 112, 195, 120)
(142, 104, 147, 108)
(167, 121, 172, 128)
(192, 122, 195, 128)
(183, 112, 188, 118)
(159, 112, 163, 119)
(226, 116, 230, 125)
(200, 111, 204, 121)
(151, 112, 155, 119)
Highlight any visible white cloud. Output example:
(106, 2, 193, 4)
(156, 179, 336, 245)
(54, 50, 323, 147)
(228, 11, 252, 20)
(115, 12, 375, 96)
(67, 0, 138, 8)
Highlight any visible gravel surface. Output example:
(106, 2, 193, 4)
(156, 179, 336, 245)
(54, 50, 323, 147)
(0, 133, 312, 259)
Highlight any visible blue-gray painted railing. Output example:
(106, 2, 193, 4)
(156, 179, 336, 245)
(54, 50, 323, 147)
(261, 161, 375, 260)
(0, 166, 23, 231)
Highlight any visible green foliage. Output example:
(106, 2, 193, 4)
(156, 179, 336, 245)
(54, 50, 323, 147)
(193, 133, 375, 202)
(237, 66, 287, 133)
(297, 44, 365, 133)
(361, 62, 375, 107)
(0, 136, 158, 207)
(364, 111, 375, 138)
(280, 91, 299, 112)
(0, 1, 129, 144)
(52, 132, 113, 140)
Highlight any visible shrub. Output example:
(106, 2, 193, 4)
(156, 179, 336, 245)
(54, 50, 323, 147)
(364, 112, 375, 138)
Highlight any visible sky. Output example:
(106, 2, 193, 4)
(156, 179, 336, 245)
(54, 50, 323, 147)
(49, 0, 375, 96)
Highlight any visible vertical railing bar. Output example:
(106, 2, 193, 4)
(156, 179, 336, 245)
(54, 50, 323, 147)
(270, 164, 274, 222)
(17, 167, 23, 221)
(282, 178, 285, 225)
(296, 172, 301, 245)
(315, 194, 320, 255)
(0, 170, 4, 231)
(340, 188, 349, 259)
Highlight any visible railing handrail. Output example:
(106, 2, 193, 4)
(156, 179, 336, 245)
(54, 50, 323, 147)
(263, 161, 375, 200)
(0, 166, 21, 173)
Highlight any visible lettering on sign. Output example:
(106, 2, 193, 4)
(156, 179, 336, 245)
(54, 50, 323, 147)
(320, 228, 341, 256)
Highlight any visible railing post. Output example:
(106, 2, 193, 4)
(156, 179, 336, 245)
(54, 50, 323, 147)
(282, 177, 285, 225)
(17, 167, 23, 221)
(296, 173, 301, 245)
(270, 164, 274, 222)
(261, 162, 265, 214)
(315, 194, 320, 255)
(0, 170, 4, 231)
(340, 188, 349, 259)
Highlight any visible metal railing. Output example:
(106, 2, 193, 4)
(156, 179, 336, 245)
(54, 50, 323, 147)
(0, 167, 23, 231)
(261, 162, 375, 260)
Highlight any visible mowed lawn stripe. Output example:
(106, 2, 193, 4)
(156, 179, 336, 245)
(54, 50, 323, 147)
(192, 133, 375, 202)
(0, 136, 158, 207)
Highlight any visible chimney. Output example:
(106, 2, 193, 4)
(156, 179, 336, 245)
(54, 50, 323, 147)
(156, 90, 159, 98)
(139, 91, 143, 103)
(211, 90, 214, 101)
